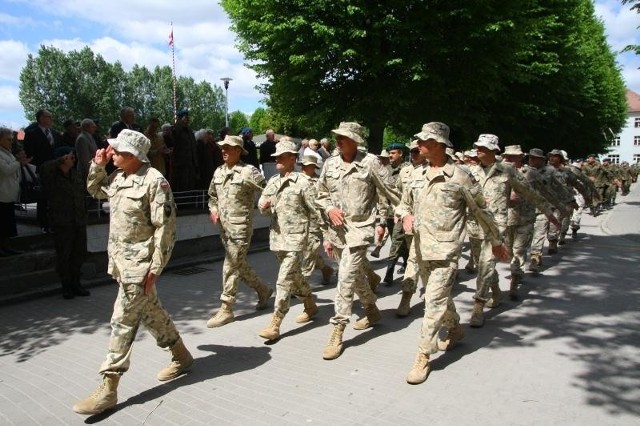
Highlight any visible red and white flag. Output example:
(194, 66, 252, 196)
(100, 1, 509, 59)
(168, 29, 174, 47)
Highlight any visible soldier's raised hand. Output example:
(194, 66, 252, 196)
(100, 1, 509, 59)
(94, 145, 113, 166)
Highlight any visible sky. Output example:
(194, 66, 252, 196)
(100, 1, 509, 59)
(1, 0, 639, 130)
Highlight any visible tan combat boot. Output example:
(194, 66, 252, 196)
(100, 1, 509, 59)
(469, 301, 485, 328)
(157, 338, 194, 381)
(322, 323, 346, 360)
(406, 351, 430, 385)
(72, 374, 120, 415)
(509, 276, 520, 300)
(367, 270, 381, 294)
(259, 313, 284, 340)
(295, 296, 319, 323)
(353, 303, 381, 330)
(206, 302, 234, 328)
(485, 285, 503, 308)
(255, 284, 274, 310)
(527, 254, 542, 274)
(396, 291, 413, 317)
(321, 265, 334, 285)
(437, 324, 465, 351)
(548, 240, 558, 255)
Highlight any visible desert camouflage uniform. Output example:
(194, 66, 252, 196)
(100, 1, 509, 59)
(381, 162, 411, 260)
(395, 160, 501, 354)
(208, 161, 266, 304)
(566, 164, 598, 232)
(87, 162, 180, 374)
(466, 161, 553, 302)
(316, 151, 400, 324)
(259, 172, 316, 316)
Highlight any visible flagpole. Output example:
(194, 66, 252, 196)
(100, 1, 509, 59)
(169, 23, 177, 121)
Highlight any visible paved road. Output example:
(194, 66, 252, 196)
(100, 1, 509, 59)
(1, 185, 639, 425)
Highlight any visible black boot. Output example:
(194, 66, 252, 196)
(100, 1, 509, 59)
(383, 258, 397, 286)
(71, 275, 90, 297)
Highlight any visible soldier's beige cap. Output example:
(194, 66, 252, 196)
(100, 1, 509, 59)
(474, 134, 500, 151)
(455, 151, 465, 161)
(218, 135, 248, 155)
(463, 149, 478, 158)
(407, 139, 419, 151)
(503, 145, 523, 156)
(446, 147, 457, 161)
(108, 129, 150, 163)
(378, 149, 389, 158)
(299, 155, 321, 168)
(332, 122, 366, 145)
(271, 140, 298, 157)
(414, 122, 453, 148)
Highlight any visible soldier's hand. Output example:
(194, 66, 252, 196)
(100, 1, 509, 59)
(209, 211, 219, 224)
(143, 272, 157, 295)
(402, 214, 414, 234)
(259, 199, 271, 210)
(323, 240, 334, 259)
(547, 213, 561, 228)
(376, 225, 385, 241)
(328, 207, 345, 226)
(492, 244, 509, 262)
(94, 145, 113, 166)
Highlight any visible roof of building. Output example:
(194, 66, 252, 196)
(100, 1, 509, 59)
(626, 89, 640, 113)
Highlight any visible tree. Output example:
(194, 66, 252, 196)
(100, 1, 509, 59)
(622, 0, 640, 54)
(221, 0, 626, 154)
(229, 110, 250, 134)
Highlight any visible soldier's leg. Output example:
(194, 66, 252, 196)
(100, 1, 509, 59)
(466, 237, 482, 273)
(570, 193, 584, 236)
(416, 259, 459, 355)
(401, 235, 419, 294)
(273, 251, 304, 318)
(331, 246, 373, 324)
(219, 238, 246, 305)
(99, 283, 149, 375)
(52, 226, 75, 297)
(139, 285, 181, 348)
(301, 234, 320, 280)
(473, 237, 499, 303)
(384, 223, 405, 283)
(511, 223, 533, 283)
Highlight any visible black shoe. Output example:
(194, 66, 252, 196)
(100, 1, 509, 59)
(72, 286, 90, 297)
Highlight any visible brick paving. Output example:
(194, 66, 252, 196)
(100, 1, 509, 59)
(1, 187, 639, 425)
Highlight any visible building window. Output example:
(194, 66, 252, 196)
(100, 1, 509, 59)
(635, 118, 640, 128)
(611, 136, 620, 146)
(634, 154, 640, 163)
(635, 136, 640, 146)
(609, 154, 620, 164)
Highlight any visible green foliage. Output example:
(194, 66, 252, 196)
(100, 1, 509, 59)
(19, 45, 226, 132)
(221, 0, 627, 155)
(229, 110, 250, 135)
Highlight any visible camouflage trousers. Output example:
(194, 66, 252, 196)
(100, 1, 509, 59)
(388, 218, 409, 260)
(570, 193, 585, 230)
(414, 242, 460, 354)
(470, 237, 499, 302)
(273, 251, 312, 317)
(401, 235, 419, 293)
(220, 237, 263, 305)
(330, 245, 377, 325)
(530, 209, 561, 256)
(99, 281, 179, 375)
(301, 233, 327, 278)
(504, 223, 534, 281)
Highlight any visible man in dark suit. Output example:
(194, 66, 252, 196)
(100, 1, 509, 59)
(24, 109, 62, 233)
(109, 107, 141, 138)
(240, 127, 259, 168)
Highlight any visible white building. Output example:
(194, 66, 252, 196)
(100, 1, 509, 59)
(608, 89, 640, 164)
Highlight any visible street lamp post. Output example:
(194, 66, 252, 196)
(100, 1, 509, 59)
(220, 77, 233, 128)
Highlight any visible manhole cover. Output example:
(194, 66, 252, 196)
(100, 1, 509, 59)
(171, 266, 210, 276)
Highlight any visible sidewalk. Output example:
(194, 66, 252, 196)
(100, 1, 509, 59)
(0, 185, 638, 425)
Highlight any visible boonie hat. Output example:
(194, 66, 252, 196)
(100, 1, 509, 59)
(218, 135, 248, 155)
(503, 145, 523, 156)
(299, 155, 321, 168)
(528, 148, 545, 158)
(378, 149, 389, 158)
(547, 149, 563, 157)
(271, 140, 298, 157)
(108, 129, 150, 163)
(414, 122, 453, 148)
(474, 134, 500, 151)
(331, 122, 366, 145)
(407, 139, 419, 151)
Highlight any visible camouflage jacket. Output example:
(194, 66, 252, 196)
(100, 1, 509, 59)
(396, 160, 501, 261)
(316, 151, 400, 248)
(507, 164, 567, 226)
(208, 162, 266, 241)
(394, 163, 428, 235)
(259, 172, 316, 252)
(300, 174, 328, 238)
(87, 162, 176, 284)
(581, 162, 606, 187)
(378, 161, 410, 219)
(467, 161, 552, 238)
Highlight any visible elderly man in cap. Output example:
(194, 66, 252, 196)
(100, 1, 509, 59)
(74, 130, 193, 415)
(396, 122, 507, 384)
(206, 135, 272, 328)
(315, 122, 400, 360)
(257, 142, 321, 341)
(466, 135, 558, 327)
(299, 155, 334, 285)
(502, 145, 569, 299)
